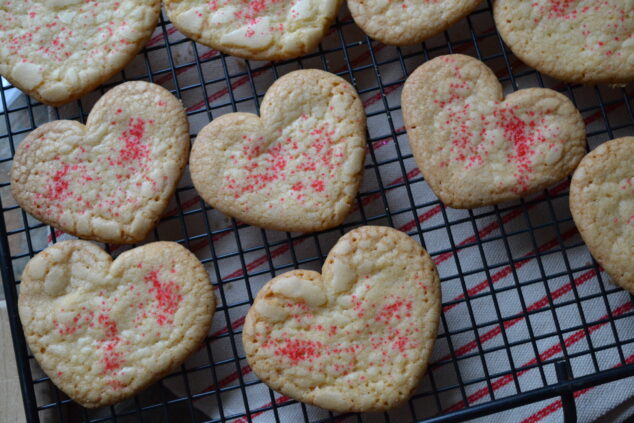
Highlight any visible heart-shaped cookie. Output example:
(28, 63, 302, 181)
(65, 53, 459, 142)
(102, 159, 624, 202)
(190, 69, 366, 232)
(570, 137, 634, 293)
(164, 0, 342, 61)
(349, 0, 482, 45)
(242, 226, 441, 412)
(402, 54, 586, 209)
(11, 81, 189, 244)
(494, 0, 634, 84)
(0, 0, 160, 106)
(19, 241, 215, 408)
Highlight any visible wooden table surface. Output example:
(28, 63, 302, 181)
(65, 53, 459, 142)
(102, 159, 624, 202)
(1, 301, 26, 423)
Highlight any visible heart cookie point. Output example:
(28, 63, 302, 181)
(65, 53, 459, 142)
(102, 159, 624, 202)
(494, 0, 634, 85)
(402, 54, 587, 209)
(570, 137, 634, 293)
(11, 81, 190, 244)
(19, 240, 215, 408)
(190, 69, 366, 233)
(0, 0, 161, 106)
(164, 0, 343, 61)
(243, 226, 441, 412)
(349, 0, 482, 46)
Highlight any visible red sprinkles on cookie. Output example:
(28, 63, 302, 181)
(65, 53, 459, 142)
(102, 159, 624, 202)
(11, 81, 189, 244)
(0, 0, 161, 105)
(165, 0, 342, 61)
(495, 0, 634, 84)
(402, 54, 586, 208)
(430, 57, 563, 193)
(190, 69, 366, 232)
(243, 226, 441, 412)
(18, 241, 214, 407)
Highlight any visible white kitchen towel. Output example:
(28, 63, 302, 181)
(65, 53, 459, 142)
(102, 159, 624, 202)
(30, 3, 634, 423)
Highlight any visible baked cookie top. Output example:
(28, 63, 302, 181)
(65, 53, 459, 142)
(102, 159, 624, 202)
(402, 54, 586, 208)
(190, 69, 366, 233)
(0, 0, 160, 106)
(243, 226, 441, 412)
(570, 137, 634, 293)
(164, 0, 342, 61)
(348, 0, 482, 45)
(494, 0, 634, 84)
(19, 241, 215, 408)
(11, 81, 189, 244)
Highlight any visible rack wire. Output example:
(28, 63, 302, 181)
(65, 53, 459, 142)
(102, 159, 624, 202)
(1, 1, 634, 422)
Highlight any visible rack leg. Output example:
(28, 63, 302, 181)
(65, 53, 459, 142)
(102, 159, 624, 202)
(556, 361, 577, 423)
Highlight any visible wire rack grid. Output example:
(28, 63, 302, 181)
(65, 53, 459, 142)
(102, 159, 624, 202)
(1, 2, 634, 423)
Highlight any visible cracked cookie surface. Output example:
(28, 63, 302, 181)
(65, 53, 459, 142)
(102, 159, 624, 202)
(19, 241, 215, 408)
(570, 137, 634, 293)
(243, 226, 441, 412)
(190, 69, 366, 232)
(11, 81, 189, 244)
(349, 0, 482, 45)
(494, 0, 634, 84)
(402, 54, 586, 208)
(164, 0, 342, 60)
(0, 0, 160, 105)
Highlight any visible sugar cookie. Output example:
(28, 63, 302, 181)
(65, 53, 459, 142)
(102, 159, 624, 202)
(402, 54, 586, 208)
(190, 69, 366, 232)
(164, 0, 342, 61)
(0, 0, 160, 106)
(11, 81, 189, 244)
(570, 137, 634, 293)
(243, 226, 441, 412)
(349, 0, 482, 45)
(494, 0, 634, 84)
(19, 241, 215, 408)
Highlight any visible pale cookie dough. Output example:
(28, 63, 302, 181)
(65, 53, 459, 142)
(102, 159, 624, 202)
(0, 0, 160, 106)
(494, 0, 634, 84)
(190, 69, 366, 232)
(164, 0, 342, 61)
(242, 226, 441, 412)
(349, 0, 482, 45)
(402, 54, 586, 209)
(570, 137, 634, 293)
(11, 81, 189, 244)
(19, 241, 215, 408)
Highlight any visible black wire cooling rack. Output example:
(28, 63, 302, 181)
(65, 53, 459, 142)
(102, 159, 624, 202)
(2, 2, 634, 422)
